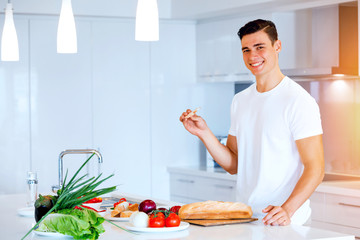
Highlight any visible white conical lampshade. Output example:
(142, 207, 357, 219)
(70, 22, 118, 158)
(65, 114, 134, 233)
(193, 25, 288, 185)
(135, 0, 159, 41)
(1, 3, 19, 61)
(57, 0, 77, 53)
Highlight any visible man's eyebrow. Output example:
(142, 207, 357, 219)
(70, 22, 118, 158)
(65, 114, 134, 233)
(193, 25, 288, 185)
(254, 43, 265, 47)
(242, 42, 265, 51)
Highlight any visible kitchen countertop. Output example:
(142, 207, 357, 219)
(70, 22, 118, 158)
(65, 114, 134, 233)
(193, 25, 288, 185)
(168, 166, 360, 197)
(315, 180, 360, 198)
(167, 166, 237, 181)
(2, 193, 355, 240)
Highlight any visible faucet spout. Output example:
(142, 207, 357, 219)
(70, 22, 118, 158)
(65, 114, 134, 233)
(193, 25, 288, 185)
(53, 149, 103, 193)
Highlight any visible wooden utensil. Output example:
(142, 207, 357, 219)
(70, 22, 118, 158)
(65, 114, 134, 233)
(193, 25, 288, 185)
(185, 107, 201, 119)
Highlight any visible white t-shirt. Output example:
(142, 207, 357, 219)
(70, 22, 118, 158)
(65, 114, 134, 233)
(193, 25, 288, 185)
(228, 76, 323, 224)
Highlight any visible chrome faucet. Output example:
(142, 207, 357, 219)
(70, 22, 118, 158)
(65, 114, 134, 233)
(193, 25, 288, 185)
(52, 149, 103, 193)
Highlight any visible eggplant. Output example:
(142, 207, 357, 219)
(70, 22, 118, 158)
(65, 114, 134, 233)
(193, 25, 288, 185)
(34, 194, 57, 222)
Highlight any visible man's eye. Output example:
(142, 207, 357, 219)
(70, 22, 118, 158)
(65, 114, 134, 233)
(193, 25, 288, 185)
(257, 46, 264, 50)
(243, 49, 249, 53)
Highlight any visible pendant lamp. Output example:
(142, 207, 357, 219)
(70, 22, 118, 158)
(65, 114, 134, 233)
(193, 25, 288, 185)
(135, 0, 159, 41)
(1, 1, 19, 61)
(57, 0, 77, 53)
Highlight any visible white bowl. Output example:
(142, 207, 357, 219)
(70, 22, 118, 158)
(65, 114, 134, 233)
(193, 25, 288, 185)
(82, 202, 102, 211)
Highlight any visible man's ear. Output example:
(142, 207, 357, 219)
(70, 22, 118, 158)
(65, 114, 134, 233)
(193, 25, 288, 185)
(274, 40, 281, 53)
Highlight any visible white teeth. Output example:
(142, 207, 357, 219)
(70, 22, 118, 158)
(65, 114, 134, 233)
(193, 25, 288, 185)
(251, 62, 262, 67)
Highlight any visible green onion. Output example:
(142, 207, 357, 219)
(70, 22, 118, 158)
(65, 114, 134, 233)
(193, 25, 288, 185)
(21, 153, 123, 239)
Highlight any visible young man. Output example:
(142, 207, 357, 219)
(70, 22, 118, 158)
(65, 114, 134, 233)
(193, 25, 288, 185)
(179, 19, 324, 226)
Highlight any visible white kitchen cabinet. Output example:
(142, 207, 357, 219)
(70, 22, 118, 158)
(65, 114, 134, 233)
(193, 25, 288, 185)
(272, 11, 313, 70)
(29, 18, 93, 193)
(169, 167, 236, 203)
(0, 17, 30, 194)
(196, 6, 339, 82)
(196, 13, 271, 83)
(309, 182, 360, 238)
(272, 7, 339, 70)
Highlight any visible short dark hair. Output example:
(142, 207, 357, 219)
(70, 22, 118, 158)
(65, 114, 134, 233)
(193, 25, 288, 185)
(238, 19, 278, 45)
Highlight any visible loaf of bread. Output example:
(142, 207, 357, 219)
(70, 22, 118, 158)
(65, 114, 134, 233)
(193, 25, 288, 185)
(178, 200, 252, 220)
(128, 203, 139, 211)
(120, 210, 136, 218)
(110, 204, 126, 217)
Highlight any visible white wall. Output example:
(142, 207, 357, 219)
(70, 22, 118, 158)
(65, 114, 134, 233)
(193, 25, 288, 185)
(0, 13, 234, 200)
(0, 17, 30, 194)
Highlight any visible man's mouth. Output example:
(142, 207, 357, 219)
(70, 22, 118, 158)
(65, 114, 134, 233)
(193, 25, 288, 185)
(250, 61, 264, 67)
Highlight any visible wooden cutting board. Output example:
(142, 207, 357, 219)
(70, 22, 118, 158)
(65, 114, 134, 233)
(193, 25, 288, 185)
(184, 218, 258, 226)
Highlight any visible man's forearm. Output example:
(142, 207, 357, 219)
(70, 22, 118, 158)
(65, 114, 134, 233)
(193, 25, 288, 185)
(281, 165, 324, 217)
(199, 130, 238, 174)
(282, 135, 325, 217)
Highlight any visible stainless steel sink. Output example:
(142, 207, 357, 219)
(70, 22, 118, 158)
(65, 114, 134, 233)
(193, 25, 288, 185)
(52, 149, 103, 193)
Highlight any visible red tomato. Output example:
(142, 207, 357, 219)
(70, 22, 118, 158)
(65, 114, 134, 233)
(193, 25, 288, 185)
(165, 213, 181, 227)
(83, 197, 102, 204)
(170, 206, 181, 215)
(149, 212, 165, 228)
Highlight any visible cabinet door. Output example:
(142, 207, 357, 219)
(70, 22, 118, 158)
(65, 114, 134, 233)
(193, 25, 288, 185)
(170, 173, 236, 202)
(0, 17, 30, 194)
(191, 176, 236, 202)
(30, 18, 93, 193)
(272, 11, 313, 70)
(92, 19, 151, 197)
(196, 18, 246, 78)
(196, 14, 271, 82)
(309, 192, 326, 222)
(170, 173, 196, 200)
(324, 193, 360, 229)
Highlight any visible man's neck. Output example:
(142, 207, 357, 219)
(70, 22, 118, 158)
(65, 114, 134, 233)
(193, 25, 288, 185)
(255, 68, 285, 93)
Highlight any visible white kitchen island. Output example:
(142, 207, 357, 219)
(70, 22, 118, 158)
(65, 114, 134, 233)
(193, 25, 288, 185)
(2, 193, 354, 240)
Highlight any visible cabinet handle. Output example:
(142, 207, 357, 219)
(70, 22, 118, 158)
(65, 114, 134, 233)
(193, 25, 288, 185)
(199, 74, 228, 78)
(177, 179, 195, 184)
(213, 184, 234, 189)
(338, 202, 360, 208)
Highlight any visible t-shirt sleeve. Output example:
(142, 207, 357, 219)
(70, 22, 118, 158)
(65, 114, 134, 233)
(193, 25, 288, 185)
(228, 95, 237, 136)
(289, 93, 323, 140)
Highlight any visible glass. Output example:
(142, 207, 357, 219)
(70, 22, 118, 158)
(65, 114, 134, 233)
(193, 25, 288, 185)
(27, 171, 38, 207)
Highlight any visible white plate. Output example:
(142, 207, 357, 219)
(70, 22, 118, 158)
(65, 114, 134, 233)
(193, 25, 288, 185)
(124, 222, 189, 233)
(104, 213, 130, 222)
(82, 202, 102, 210)
(17, 207, 34, 217)
(34, 230, 73, 238)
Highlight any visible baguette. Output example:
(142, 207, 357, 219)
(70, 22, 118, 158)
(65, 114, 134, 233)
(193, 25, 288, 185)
(178, 200, 252, 220)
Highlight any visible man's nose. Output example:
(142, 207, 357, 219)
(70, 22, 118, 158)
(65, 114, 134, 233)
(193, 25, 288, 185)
(249, 50, 258, 58)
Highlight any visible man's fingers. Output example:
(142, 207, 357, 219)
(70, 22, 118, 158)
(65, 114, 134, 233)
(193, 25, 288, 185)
(179, 112, 187, 122)
(262, 205, 291, 226)
(262, 205, 274, 213)
(180, 110, 193, 122)
(278, 217, 290, 226)
(268, 213, 283, 225)
(263, 206, 282, 225)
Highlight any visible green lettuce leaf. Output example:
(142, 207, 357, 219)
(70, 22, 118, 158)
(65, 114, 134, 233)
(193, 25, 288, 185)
(37, 208, 105, 240)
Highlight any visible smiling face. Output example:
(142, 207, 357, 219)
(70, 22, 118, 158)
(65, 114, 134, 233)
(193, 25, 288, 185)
(241, 30, 281, 79)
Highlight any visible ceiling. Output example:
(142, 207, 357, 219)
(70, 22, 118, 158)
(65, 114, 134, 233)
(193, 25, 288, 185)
(0, 0, 356, 21)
